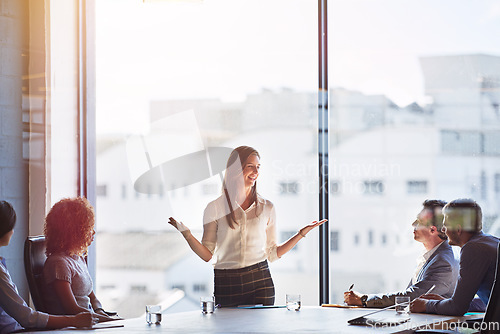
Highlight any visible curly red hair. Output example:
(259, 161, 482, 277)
(44, 197, 95, 256)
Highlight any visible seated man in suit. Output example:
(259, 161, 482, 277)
(412, 198, 500, 315)
(344, 199, 458, 308)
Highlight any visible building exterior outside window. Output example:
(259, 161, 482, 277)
(330, 231, 340, 252)
(407, 181, 428, 194)
(363, 181, 384, 195)
(92, 0, 500, 316)
(279, 181, 300, 195)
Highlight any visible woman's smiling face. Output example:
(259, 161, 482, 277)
(242, 154, 260, 189)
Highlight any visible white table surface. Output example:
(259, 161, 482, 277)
(21, 306, 474, 333)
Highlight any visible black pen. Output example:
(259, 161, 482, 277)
(344, 284, 355, 305)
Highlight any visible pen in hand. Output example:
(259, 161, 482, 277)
(344, 284, 355, 305)
(420, 284, 436, 298)
(408, 284, 437, 308)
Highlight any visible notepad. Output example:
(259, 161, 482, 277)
(348, 315, 410, 326)
(347, 300, 411, 326)
(236, 305, 287, 309)
(321, 303, 362, 308)
(12, 323, 125, 332)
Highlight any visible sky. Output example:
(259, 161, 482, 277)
(95, 0, 500, 134)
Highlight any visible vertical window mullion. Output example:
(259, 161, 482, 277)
(79, 0, 97, 280)
(318, 0, 330, 305)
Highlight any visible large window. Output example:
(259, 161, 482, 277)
(96, 0, 319, 317)
(329, 0, 500, 302)
(5, 0, 499, 314)
(1, 0, 87, 301)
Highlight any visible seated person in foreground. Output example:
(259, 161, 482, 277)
(42, 197, 117, 322)
(411, 198, 500, 316)
(344, 200, 458, 308)
(0, 200, 94, 333)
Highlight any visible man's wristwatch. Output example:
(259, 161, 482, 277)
(360, 295, 368, 307)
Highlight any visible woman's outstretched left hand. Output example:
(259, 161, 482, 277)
(277, 219, 328, 258)
(300, 219, 327, 237)
(168, 217, 190, 234)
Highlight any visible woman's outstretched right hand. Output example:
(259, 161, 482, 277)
(168, 217, 190, 234)
(168, 217, 213, 262)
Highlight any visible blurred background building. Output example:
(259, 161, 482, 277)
(95, 54, 500, 317)
(2, 0, 499, 320)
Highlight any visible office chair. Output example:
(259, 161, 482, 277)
(480, 241, 500, 333)
(24, 236, 48, 313)
(416, 241, 500, 334)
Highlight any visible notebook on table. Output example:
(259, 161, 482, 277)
(347, 285, 436, 326)
(347, 303, 410, 326)
(348, 313, 410, 326)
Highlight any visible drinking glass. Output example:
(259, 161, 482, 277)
(395, 296, 410, 316)
(146, 305, 162, 325)
(200, 296, 215, 314)
(286, 294, 301, 311)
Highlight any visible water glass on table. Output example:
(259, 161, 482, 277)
(200, 296, 216, 314)
(146, 305, 162, 325)
(286, 294, 301, 311)
(395, 296, 410, 316)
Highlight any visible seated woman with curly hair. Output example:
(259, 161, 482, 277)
(0, 200, 95, 333)
(42, 197, 117, 322)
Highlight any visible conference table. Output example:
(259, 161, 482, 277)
(22, 306, 476, 333)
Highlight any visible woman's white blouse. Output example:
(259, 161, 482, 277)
(202, 194, 279, 269)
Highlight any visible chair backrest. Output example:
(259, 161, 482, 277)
(24, 236, 48, 313)
(481, 241, 500, 333)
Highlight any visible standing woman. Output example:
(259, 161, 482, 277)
(42, 197, 116, 322)
(0, 201, 94, 333)
(169, 146, 326, 307)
